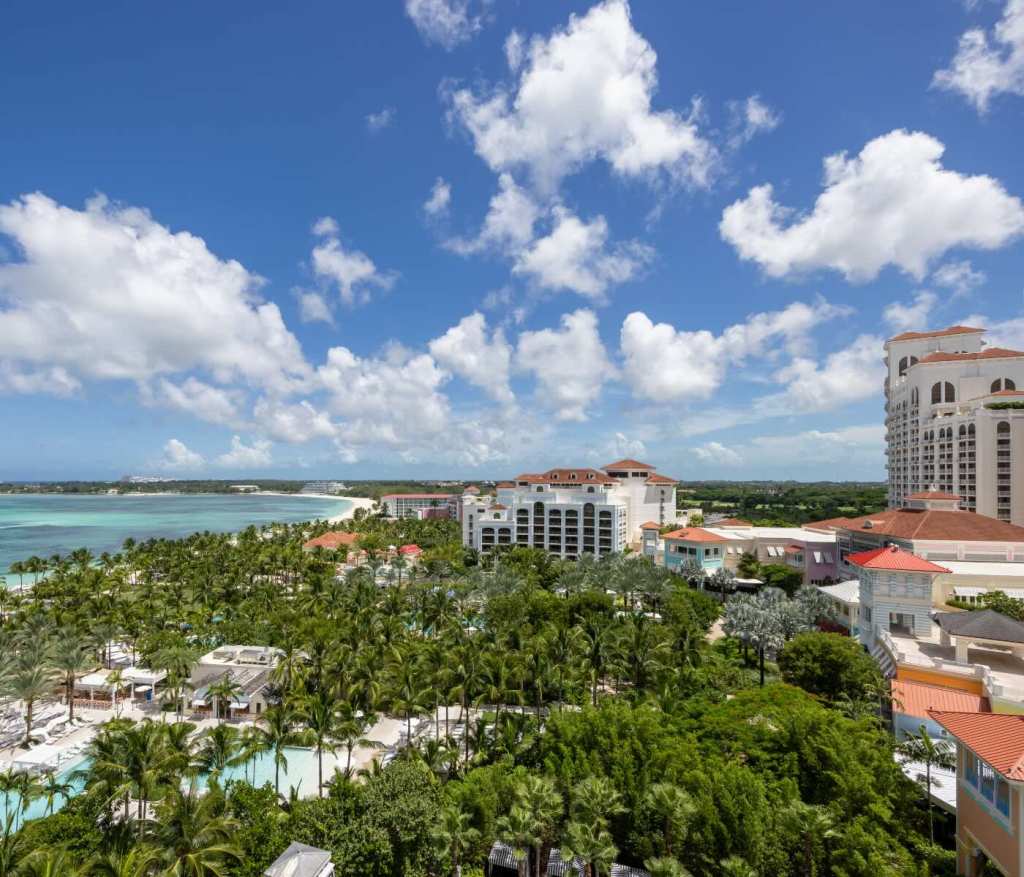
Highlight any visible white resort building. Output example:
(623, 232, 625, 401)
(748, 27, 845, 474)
(461, 459, 678, 559)
(884, 325, 1024, 524)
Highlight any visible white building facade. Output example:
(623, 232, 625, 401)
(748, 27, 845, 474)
(462, 460, 677, 560)
(884, 325, 1024, 524)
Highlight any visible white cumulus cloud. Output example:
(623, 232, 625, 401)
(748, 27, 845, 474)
(932, 259, 987, 297)
(310, 217, 397, 305)
(513, 207, 652, 299)
(424, 178, 452, 217)
(516, 309, 616, 421)
(428, 312, 514, 403)
(756, 335, 885, 414)
(446, 0, 717, 193)
(620, 298, 849, 402)
(720, 129, 1024, 282)
(159, 439, 205, 471)
(0, 193, 311, 395)
(934, 0, 1024, 111)
(693, 441, 743, 466)
(148, 378, 243, 426)
(728, 94, 781, 148)
(217, 435, 273, 468)
(883, 291, 938, 333)
(405, 0, 485, 50)
(366, 107, 396, 132)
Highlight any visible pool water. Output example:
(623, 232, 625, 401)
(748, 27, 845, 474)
(0, 747, 321, 831)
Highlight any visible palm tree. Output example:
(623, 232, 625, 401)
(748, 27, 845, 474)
(232, 725, 268, 786)
(10, 848, 82, 877)
(84, 846, 160, 877)
(898, 724, 956, 844)
(645, 858, 693, 877)
(40, 770, 74, 816)
(260, 705, 298, 797)
(513, 775, 563, 877)
(206, 673, 243, 724)
(153, 783, 242, 876)
(195, 724, 241, 781)
(570, 776, 625, 829)
(2, 649, 58, 746)
(497, 806, 540, 877)
(51, 629, 94, 724)
(431, 803, 480, 877)
(581, 618, 612, 706)
(561, 819, 617, 877)
(719, 856, 758, 877)
(301, 690, 340, 797)
(645, 782, 695, 858)
(0, 813, 31, 876)
(781, 800, 837, 877)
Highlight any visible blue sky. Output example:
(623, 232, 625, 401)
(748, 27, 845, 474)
(2, 0, 1023, 482)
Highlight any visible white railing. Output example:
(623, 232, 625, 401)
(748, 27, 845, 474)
(879, 630, 1024, 702)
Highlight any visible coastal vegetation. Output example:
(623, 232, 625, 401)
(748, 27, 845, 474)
(679, 482, 887, 527)
(0, 515, 950, 876)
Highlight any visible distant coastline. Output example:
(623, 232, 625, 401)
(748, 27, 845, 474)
(0, 492, 371, 579)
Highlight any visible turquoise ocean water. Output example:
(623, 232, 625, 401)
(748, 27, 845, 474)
(0, 493, 350, 580)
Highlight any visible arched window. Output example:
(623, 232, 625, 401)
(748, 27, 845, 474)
(899, 356, 909, 376)
(534, 501, 544, 515)
(968, 424, 975, 436)
(992, 378, 1017, 393)
(944, 382, 955, 403)
(959, 425, 967, 438)
(910, 356, 918, 368)
(911, 387, 919, 405)
(998, 421, 1011, 435)
(931, 382, 942, 404)
(587, 486, 595, 493)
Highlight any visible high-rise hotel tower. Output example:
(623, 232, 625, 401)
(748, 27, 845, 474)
(885, 325, 1024, 525)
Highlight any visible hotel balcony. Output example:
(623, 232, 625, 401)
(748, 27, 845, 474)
(877, 628, 1024, 709)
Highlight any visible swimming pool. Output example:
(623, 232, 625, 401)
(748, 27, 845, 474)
(0, 747, 322, 831)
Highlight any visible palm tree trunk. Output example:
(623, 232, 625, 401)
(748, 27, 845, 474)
(67, 678, 76, 723)
(759, 648, 766, 687)
(318, 745, 324, 798)
(927, 759, 934, 844)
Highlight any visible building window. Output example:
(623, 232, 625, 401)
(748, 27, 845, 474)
(931, 382, 956, 404)
(997, 777, 1010, 818)
(980, 762, 996, 802)
(992, 378, 1017, 393)
(964, 751, 978, 787)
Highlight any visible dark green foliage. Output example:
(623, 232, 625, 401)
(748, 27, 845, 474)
(759, 563, 806, 597)
(778, 632, 882, 702)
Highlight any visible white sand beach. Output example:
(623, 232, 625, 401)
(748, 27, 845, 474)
(328, 496, 376, 523)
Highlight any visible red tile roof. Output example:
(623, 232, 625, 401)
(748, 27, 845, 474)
(907, 491, 960, 500)
(662, 527, 733, 543)
(715, 517, 753, 527)
(990, 390, 1024, 397)
(918, 347, 1024, 364)
(928, 711, 1024, 780)
(846, 545, 950, 573)
(837, 508, 1024, 542)
(398, 544, 422, 555)
(804, 516, 857, 532)
(639, 521, 662, 530)
(887, 325, 985, 343)
(602, 458, 655, 470)
(892, 681, 989, 720)
(514, 469, 617, 485)
(495, 482, 515, 488)
(784, 544, 803, 554)
(645, 473, 678, 485)
(303, 531, 361, 550)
